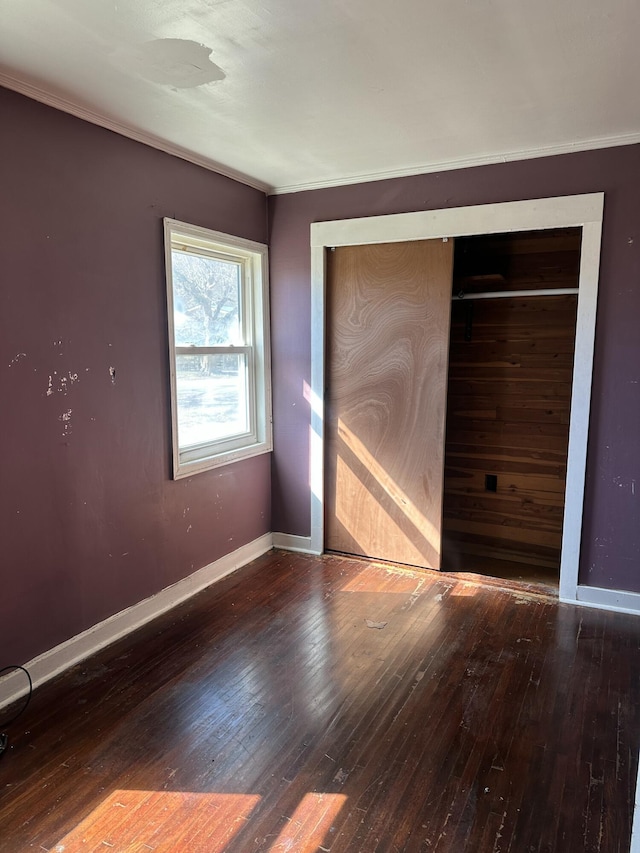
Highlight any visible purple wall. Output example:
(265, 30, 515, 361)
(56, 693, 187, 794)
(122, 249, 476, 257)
(268, 145, 640, 593)
(2, 82, 639, 671)
(0, 87, 270, 666)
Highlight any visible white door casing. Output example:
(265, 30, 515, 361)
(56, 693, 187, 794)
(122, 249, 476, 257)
(309, 193, 604, 605)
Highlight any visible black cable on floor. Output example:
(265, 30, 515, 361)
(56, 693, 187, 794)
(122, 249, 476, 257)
(0, 665, 33, 759)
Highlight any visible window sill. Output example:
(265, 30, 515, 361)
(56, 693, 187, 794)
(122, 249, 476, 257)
(173, 439, 273, 479)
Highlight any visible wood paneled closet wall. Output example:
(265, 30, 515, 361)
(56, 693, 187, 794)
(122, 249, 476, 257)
(441, 229, 581, 578)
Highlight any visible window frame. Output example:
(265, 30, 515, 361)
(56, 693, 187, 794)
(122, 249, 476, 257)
(164, 218, 272, 478)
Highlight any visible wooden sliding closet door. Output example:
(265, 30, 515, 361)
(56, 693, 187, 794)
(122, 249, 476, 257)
(325, 239, 454, 569)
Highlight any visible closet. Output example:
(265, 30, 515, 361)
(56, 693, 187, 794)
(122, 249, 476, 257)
(324, 226, 582, 588)
(441, 228, 581, 585)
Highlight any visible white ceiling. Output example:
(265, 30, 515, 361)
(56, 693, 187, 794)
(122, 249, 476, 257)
(1, 0, 639, 194)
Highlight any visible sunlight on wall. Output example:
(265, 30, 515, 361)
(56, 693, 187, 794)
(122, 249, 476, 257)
(310, 424, 323, 502)
(304, 381, 324, 504)
(303, 380, 323, 419)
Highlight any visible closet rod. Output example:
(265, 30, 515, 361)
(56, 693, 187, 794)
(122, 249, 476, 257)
(453, 287, 578, 301)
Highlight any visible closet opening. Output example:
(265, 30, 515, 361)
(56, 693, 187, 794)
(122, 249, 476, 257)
(441, 227, 582, 589)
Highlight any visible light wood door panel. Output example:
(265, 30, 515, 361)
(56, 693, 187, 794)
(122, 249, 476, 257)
(325, 239, 454, 569)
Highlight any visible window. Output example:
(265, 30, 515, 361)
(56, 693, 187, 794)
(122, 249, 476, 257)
(164, 219, 272, 477)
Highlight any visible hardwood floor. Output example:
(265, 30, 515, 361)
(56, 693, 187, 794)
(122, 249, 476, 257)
(441, 551, 560, 589)
(1, 550, 638, 852)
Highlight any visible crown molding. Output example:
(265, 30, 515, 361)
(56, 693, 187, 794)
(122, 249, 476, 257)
(3, 70, 639, 199)
(270, 131, 640, 195)
(0, 71, 272, 194)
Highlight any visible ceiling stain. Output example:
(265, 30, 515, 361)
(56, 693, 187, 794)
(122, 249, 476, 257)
(113, 39, 225, 89)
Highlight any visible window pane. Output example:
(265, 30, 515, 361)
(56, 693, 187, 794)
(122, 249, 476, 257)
(176, 354, 248, 448)
(172, 250, 241, 346)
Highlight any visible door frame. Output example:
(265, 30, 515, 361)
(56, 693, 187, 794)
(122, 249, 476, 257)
(309, 193, 604, 604)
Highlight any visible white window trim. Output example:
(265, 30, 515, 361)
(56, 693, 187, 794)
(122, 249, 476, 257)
(164, 218, 272, 478)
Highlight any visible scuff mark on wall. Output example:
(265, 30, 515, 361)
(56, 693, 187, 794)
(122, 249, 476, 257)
(109, 366, 116, 384)
(59, 409, 73, 436)
(8, 353, 27, 367)
(46, 370, 80, 396)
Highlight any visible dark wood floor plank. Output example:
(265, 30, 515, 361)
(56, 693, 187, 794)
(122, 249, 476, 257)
(0, 551, 639, 853)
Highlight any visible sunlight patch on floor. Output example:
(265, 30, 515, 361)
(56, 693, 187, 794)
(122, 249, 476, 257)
(54, 790, 260, 852)
(267, 793, 347, 852)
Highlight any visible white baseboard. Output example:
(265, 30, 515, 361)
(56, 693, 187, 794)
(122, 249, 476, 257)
(5, 545, 637, 712)
(632, 759, 640, 853)
(0, 533, 274, 711)
(272, 532, 317, 554)
(571, 584, 640, 616)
